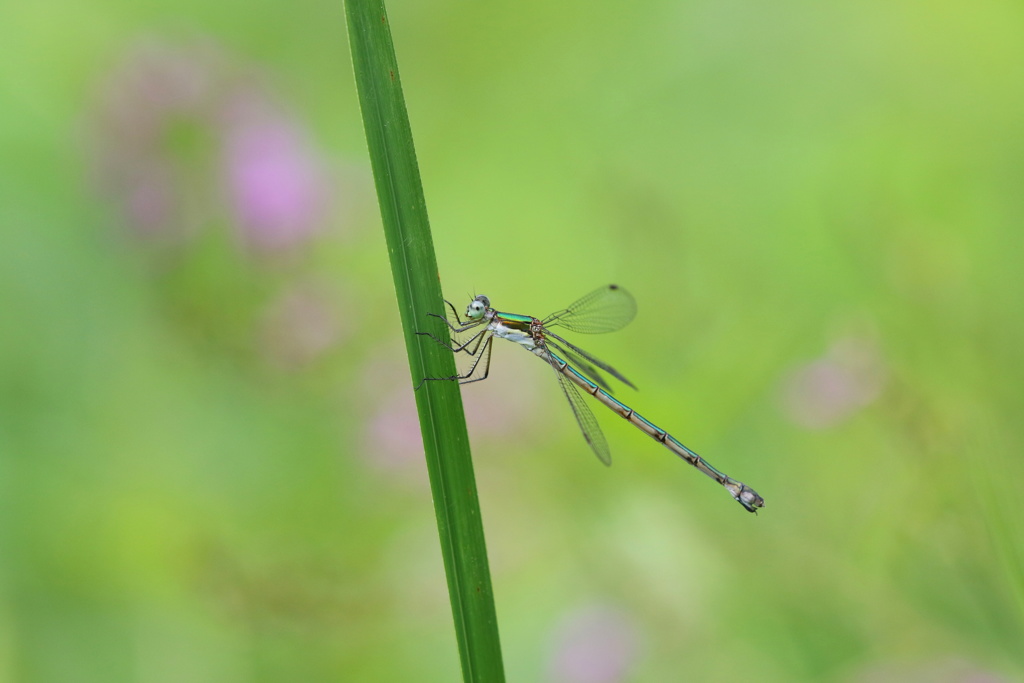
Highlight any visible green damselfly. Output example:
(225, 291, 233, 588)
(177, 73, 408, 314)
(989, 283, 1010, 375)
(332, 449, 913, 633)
(419, 285, 764, 513)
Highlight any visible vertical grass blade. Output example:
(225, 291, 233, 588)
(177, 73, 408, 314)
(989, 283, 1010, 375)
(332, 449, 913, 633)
(343, 1, 506, 680)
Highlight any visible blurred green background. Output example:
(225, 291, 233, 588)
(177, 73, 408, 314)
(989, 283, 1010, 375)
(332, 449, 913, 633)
(2, 0, 1023, 681)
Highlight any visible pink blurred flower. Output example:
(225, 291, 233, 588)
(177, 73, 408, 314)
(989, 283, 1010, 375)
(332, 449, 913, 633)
(779, 334, 886, 430)
(546, 604, 640, 683)
(90, 37, 338, 253)
(220, 102, 331, 251)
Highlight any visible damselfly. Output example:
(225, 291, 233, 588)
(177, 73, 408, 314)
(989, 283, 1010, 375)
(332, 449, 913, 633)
(418, 285, 764, 513)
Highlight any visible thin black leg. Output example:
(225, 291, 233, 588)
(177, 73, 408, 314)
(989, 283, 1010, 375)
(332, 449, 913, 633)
(416, 336, 494, 389)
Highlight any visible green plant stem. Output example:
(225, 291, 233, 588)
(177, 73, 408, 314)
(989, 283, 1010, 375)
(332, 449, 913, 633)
(344, 1, 505, 680)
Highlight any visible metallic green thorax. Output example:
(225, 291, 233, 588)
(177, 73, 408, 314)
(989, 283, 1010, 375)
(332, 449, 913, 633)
(493, 312, 534, 331)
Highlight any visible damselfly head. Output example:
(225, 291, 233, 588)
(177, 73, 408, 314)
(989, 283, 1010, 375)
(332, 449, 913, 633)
(466, 295, 490, 320)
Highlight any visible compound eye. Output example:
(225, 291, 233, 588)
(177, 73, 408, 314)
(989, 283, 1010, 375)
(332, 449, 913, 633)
(465, 296, 489, 320)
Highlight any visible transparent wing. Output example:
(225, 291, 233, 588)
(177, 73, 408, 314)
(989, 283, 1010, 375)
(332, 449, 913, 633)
(542, 285, 637, 334)
(547, 352, 612, 466)
(546, 338, 614, 393)
(546, 332, 636, 391)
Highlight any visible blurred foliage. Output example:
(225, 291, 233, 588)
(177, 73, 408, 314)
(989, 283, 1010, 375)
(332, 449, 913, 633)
(1, 0, 1023, 681)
